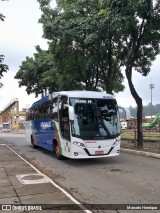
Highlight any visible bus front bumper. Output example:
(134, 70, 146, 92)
(70, 143, 120, 159)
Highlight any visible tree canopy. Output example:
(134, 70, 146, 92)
(15, 0, 160, 148)
(38, 0, 125, 93)
(0, 55, 8, 78)
(108, 0, 160, 148)
(15, 46, 60, 97)
(16, 0, 126, 96)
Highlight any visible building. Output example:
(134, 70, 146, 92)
(0, 99, 26, 131)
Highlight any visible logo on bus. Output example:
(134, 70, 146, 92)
(40, 122, 52, 129)
(103, 96, 113, 99)
(84, 140, 97, 143)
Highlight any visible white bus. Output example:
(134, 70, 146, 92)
(121, 121, 127, 130)
(2, 123, 10, 132)
(26, 91, 128, 159)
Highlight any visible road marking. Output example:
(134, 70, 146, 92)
(7, 145, 92, 213)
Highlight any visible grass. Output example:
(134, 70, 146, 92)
(121, 130, 160, 142)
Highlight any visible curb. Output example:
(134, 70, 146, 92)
(121, 148, 160, 159)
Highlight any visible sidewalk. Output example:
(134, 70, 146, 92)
(0, 144, 159, 213)
(0, 145, 86, 213)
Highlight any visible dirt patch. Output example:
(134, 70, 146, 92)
(121, 140, 160, 154)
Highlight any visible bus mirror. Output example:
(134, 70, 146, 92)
(63, 104, 68, 109)
(69, 106, 74, 121)
(125, 108, 131, 121)
(118, 107, 130, 121)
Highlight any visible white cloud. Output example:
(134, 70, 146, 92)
(0, 71, 39, 110)
(0, 0, 49, 67)
(116, 55, 160, 108)
(0, 0, 56, 110)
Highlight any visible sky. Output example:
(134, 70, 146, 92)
(0, 0, 159, 111)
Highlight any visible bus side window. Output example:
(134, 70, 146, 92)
(59, 95, 68, 107)
(38, 101, 49, 118)
(51, 97, 58, 120)
(59, 96, 70, 141)
(60, 106, 70, 141)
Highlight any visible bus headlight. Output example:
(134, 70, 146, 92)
(112, 139, 120, 147)
(73, 141, 85, 148)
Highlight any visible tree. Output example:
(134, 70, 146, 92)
(38, 0, 160, 148)
(0, 13, 5, 21)
(17, 0, 160, 149)
(0, 0, 9, 84)
(37, 0, 125, 93)
(15, 46, 59, 97)
(0, 0, 8, 21)
(143, 103, 160, 117)
(0, 55, 8, 79)
(108, 0, 160, 148)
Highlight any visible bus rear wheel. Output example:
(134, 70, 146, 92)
(54, 141, 64, 160)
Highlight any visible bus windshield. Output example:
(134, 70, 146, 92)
(70, 98, 120, 139)
(3, 123, 9, 129)
(2, 123, 10, 132)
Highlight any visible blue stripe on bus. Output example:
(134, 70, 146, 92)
(32, 118, 54, 151)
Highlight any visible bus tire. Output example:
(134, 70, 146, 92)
(53, 140, 64, 160)
(31, 135, 37, 149)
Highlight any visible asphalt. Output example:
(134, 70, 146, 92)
(0, 144, 88, 213)
(0, 144, 160, 213)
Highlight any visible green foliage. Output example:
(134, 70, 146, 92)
(0, 0, 9, 21)
(0, 1, 9, 83)
(143, 103, 160, 117)
(110, 0, 160, 76)
(120, 104, 160, 118)
(37, 0, 125, 93)
(16, 0, 160, 150)
(0, 55, 8, 78)
(15, 46, 59, 97)
(0, 13, 5, 21)
(104, 0, 160, 147)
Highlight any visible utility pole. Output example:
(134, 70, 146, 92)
(149, 82, 154, 118)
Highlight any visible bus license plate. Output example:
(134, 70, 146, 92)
(95, 151, 104, 155)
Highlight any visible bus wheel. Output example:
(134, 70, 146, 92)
(31, 136, 37, 149)
(54, 141, 63, 160)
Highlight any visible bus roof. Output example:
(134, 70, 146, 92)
(52, 91, 114, 99)
(30, 91, 115, 109)
(31, 96, 49, 108)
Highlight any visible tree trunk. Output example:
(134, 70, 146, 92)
(136, 96, 143, 149)
(125, 68, 143, 149)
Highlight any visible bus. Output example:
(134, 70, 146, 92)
(2, 123, 10, 132)
(26, 91, 128, 159)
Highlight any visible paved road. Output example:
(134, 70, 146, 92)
(0, 133, 160, 212)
